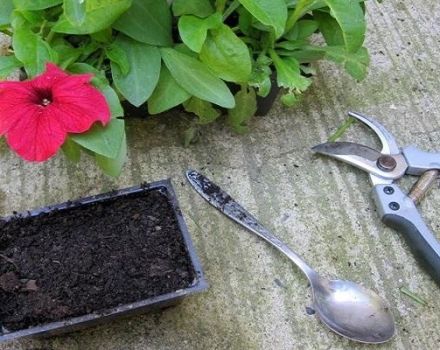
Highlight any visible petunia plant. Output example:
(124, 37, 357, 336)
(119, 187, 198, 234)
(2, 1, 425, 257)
(0, 0, 372, 176)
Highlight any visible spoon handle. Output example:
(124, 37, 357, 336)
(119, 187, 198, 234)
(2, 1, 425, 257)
(186, 170, 317, 280)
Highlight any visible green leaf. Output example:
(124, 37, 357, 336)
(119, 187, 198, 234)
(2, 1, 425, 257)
(68, 63, 124, 117)
(199, 24, 252, 83)
(13, 0, 62, 10)
(324, 0, 365, 52)
(96, 131, 127, 177)
(227, 86, 257, 133)
(106, 44, 130, 76)
(284, 19, 318, 41)
(287, 47, 325, 63)
(100, 84, 124, 118)
(68, 62, 107, 85)
(12, 28, 57, 77)
(160, 48, 235, 108)
(178, 13, 222, 53)
(237, 6, 253, 35)
(238, 0, 287, 38)
(173, 43, 198, 57)
(113, 0, 172, 46)
(183, 126, 201, 147)
(172, 0, 214, 18)
(300, 64, 316, 75)
(71, 118, 125, 159)
(53, 0, 132, 34)
(249, 55, 272, 97)
(10, 9, 27, 29)
(51, 38, 83, 69)
(15, 9, 45, 27)
(275, 40, 308, 50)
(62, 137, 81, 163)
(0, 55, 22, 79)
(64, 0, 86, 26)
(324, 45, 369, 80)
(91, 28, 113, 43)
(270, 50, 311, 98)
(183, 97, 220, 124)
(0, 0, 13, 26)
(148, 66, 191, 114)
(280, 92, 299, 107)
(313, 10, 344, 46)
(178, 16, 207, 53)
(111, 35, 161, 107)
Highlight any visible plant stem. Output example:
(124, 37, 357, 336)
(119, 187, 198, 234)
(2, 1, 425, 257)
(46, 28, 55, 43)
(268, 48, 281, 65)
(216, 0, 227, 13)
(96, 49, 106, 70)
(399, 287, 428, 306)
(261, 31, 276, 51)
(285, 4, 307, 33)
(285, 13, 298, 33)
(327, 117, 356, 142)
(39, 20, 48, 35)
(223, 0, 240, 21)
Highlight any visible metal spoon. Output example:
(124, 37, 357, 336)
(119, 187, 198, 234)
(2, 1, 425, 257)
(186, 170, 395, 344)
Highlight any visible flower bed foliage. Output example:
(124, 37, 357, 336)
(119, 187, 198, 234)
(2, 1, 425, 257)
(0, 0, 370, 176)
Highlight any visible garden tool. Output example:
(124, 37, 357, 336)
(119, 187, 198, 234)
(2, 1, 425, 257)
(186, 169, 395, 343)
(313, 111, 440, 286)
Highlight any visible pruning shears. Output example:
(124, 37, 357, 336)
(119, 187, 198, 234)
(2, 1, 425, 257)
(313, 112, 440, 286)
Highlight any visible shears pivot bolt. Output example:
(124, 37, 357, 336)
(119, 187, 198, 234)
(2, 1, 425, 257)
(377, 155, 397, 172)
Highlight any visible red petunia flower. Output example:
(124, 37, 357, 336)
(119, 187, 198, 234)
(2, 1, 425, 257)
(0, 63, 110, 162)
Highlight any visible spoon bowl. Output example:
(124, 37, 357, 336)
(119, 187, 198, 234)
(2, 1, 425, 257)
(312, 278, 395, 343)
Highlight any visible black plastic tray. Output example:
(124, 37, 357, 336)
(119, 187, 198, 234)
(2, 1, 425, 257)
(0, 179, 208, 342)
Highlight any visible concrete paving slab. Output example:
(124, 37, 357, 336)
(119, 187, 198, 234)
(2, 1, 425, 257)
(1, 0, 440, 349)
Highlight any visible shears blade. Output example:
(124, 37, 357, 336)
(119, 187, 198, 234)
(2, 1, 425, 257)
(312, 142, 406, 183)
(312, 142, 380, 161)
(348, 112, 400, 155)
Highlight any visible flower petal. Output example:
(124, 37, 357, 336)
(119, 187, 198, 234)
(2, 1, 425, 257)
(0, 81, 37, 135)
(30, 63, 68, 92)
(6, 105, 66, 162)
(51, 74, 111, 133)
(0, 63, 68, 136)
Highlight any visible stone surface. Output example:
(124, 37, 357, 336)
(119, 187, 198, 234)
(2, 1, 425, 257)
(1, 1, 440, 349)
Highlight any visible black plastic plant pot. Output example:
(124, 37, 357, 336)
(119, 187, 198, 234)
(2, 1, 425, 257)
(0, 180, 207, 343)
(255, 80, 281, 116)
(228, 74, 280, 117)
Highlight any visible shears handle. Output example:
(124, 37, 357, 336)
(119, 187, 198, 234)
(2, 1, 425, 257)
(372, 184, 440, 286)
(402, 145, 440, 175)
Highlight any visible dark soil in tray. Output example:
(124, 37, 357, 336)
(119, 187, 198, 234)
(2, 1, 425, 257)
(0, 189, 195, 331)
